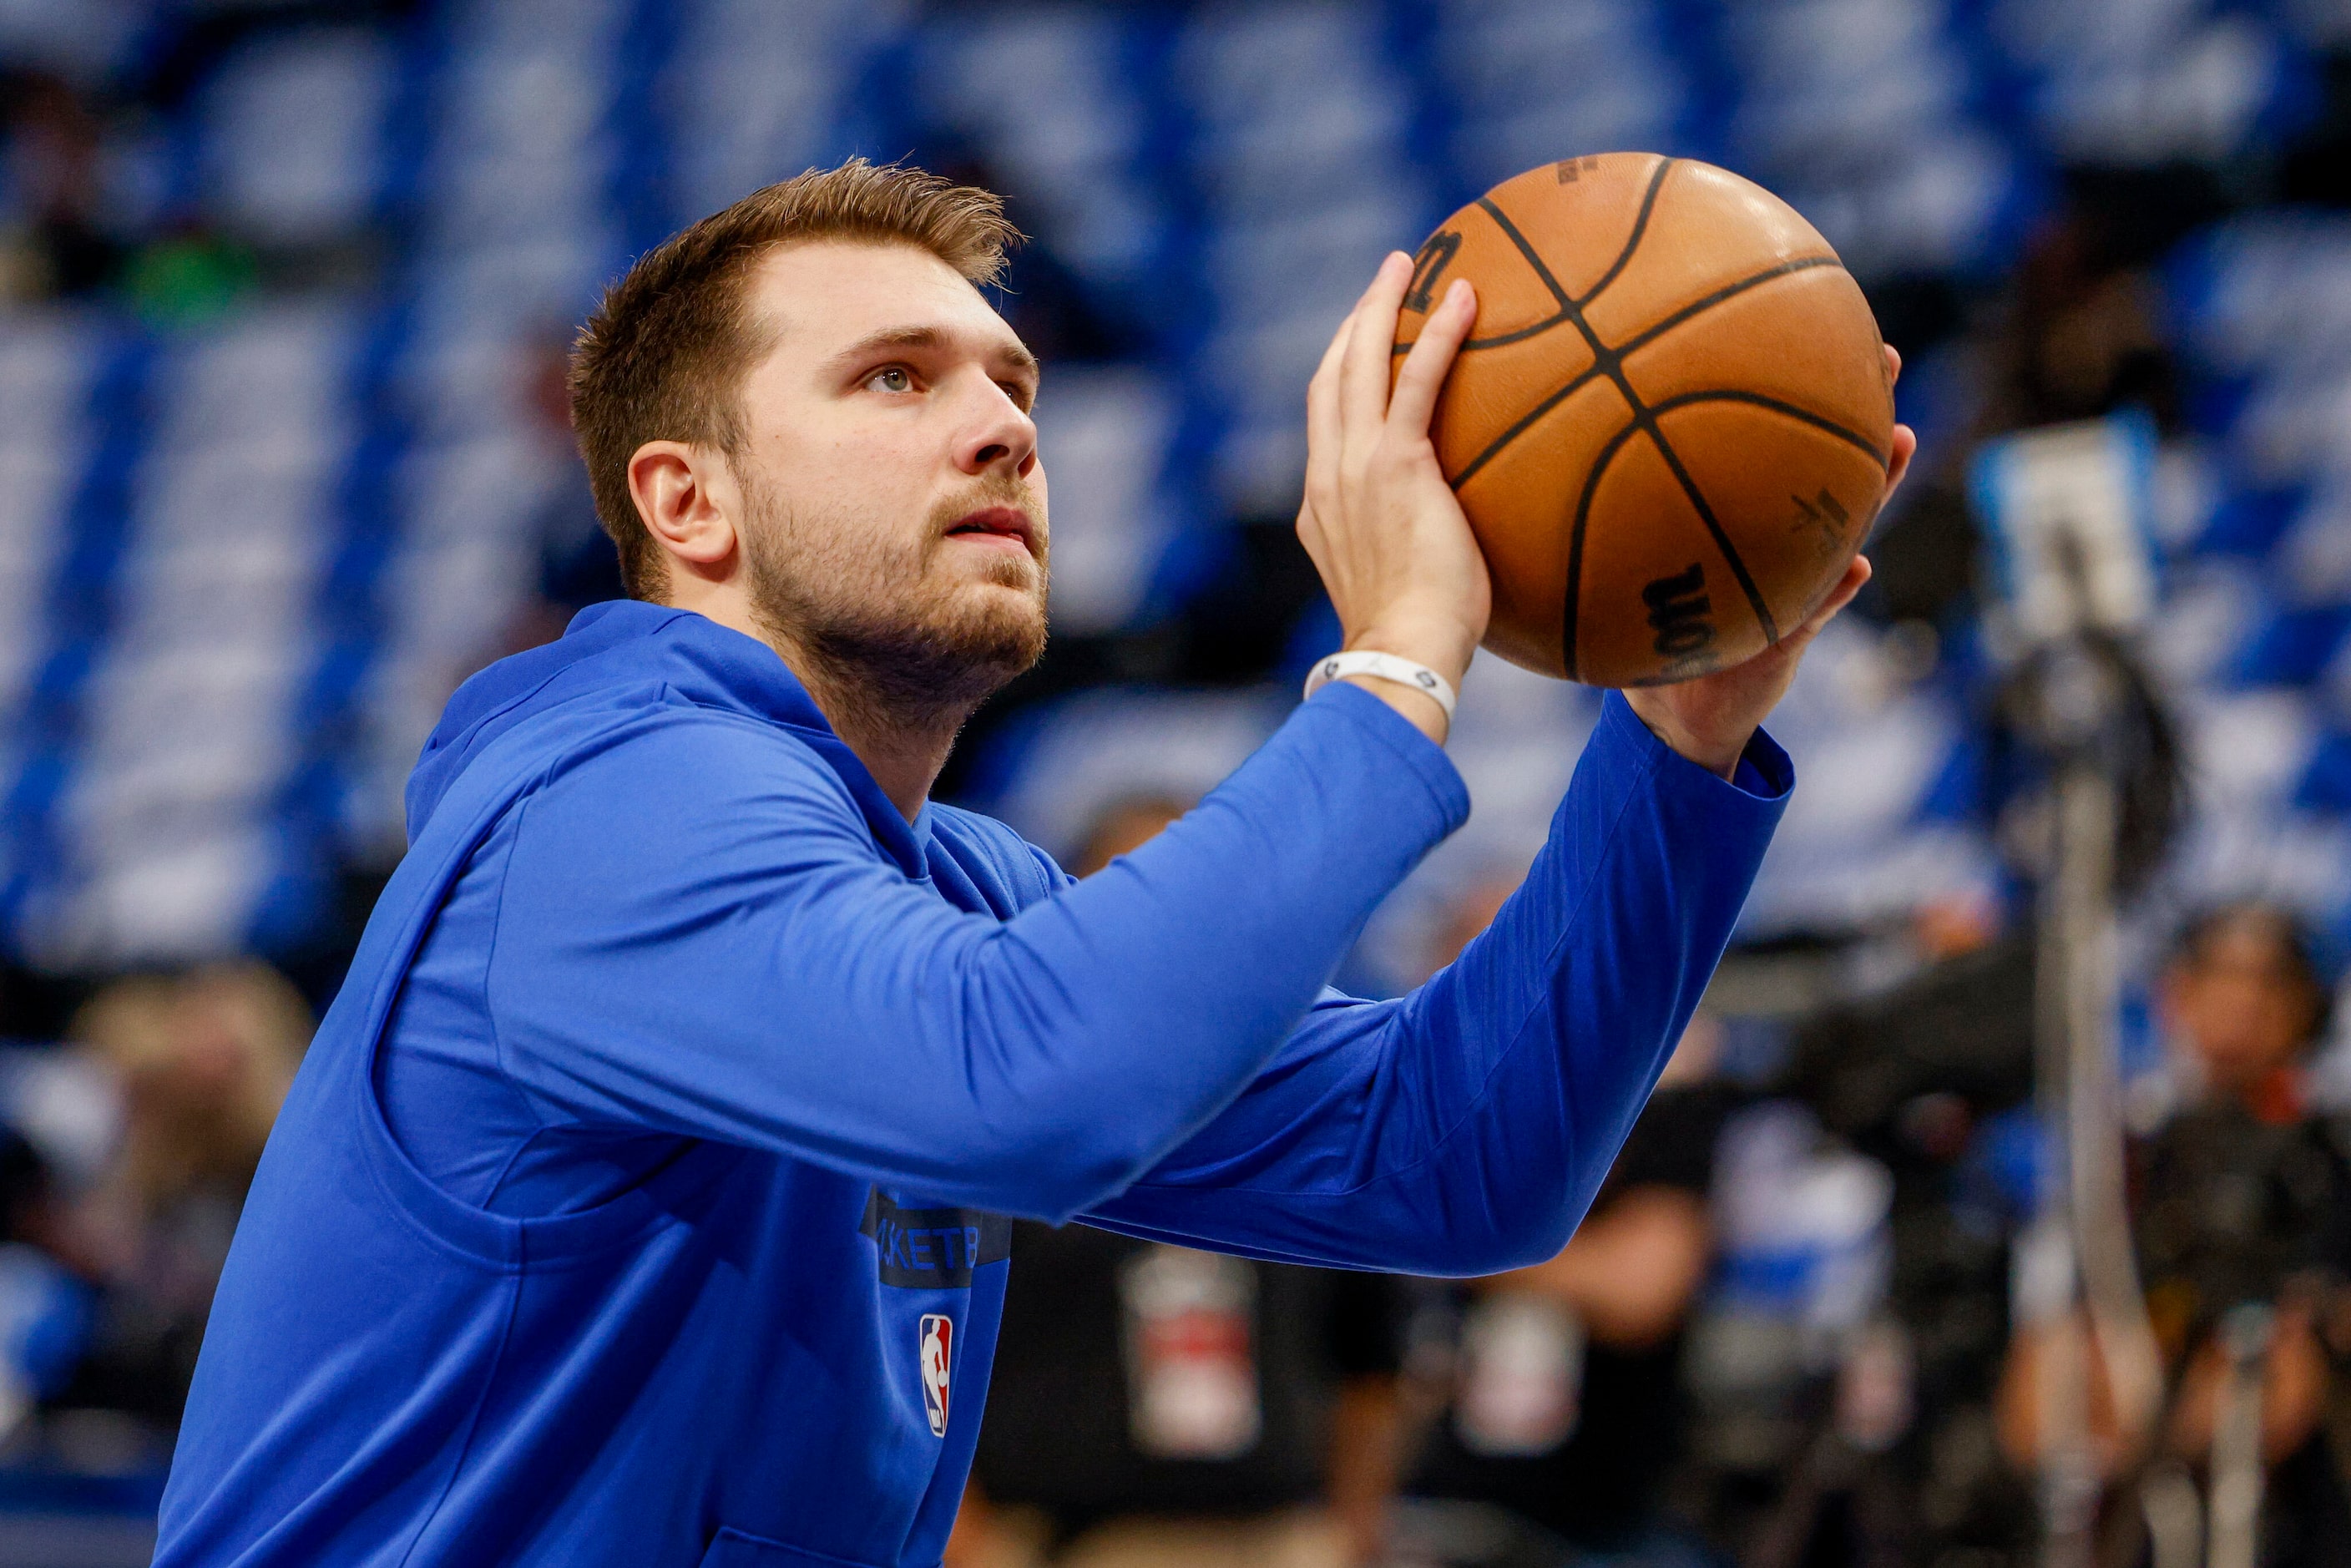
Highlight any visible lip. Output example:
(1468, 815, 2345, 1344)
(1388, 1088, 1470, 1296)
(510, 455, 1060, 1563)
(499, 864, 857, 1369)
(943, 505, 1036, 555)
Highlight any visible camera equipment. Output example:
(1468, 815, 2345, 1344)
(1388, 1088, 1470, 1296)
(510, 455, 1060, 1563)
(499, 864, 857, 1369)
(1974, 413, 2175, 1568)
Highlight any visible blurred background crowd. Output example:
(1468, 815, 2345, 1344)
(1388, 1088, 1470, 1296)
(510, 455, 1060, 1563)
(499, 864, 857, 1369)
(0, 0, 2345, 1563)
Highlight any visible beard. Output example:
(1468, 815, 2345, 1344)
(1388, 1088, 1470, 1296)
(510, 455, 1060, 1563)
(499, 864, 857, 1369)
(739, 468, 1049, 735)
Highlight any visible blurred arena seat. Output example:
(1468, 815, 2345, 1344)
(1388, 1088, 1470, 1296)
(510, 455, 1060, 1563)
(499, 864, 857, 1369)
(0, 0, 2337, 1013)
(0, 0, 2344, 1550)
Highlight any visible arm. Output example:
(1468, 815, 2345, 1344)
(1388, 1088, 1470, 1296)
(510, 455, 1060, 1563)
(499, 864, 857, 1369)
(1487, 1186, 1711, 1349)
(1074, 282, 1915, 1274)
(1998, 1305, 2330, 1476)
(482, 681, 1464, 1222)
(1079, 694, 1787, 1276)
(1327, 1375, 1403, 1566)
(1323, 1267, 1409, 1565)
(478, 255, 1493, 1225)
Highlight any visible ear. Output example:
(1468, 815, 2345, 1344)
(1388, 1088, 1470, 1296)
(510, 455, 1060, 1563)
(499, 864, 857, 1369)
(628, 440, 740, 579)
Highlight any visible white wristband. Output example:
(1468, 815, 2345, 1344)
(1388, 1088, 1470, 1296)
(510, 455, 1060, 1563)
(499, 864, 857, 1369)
(1302, 650, 1459, 718)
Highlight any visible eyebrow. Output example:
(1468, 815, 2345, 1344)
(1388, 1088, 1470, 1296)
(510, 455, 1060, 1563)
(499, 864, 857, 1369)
(827, 324, 1040, 383)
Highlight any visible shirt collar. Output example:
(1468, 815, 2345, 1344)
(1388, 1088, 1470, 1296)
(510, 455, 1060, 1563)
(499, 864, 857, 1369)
(588, 603, 935, 878)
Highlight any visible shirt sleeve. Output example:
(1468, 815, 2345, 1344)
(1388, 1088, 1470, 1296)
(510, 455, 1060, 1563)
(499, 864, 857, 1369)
(1077, 692, 1790, 1277)
(479, 683, 1466, 1222)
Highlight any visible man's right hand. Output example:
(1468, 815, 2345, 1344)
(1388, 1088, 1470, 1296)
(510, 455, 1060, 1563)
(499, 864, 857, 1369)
(1296, 251, 1489, 745)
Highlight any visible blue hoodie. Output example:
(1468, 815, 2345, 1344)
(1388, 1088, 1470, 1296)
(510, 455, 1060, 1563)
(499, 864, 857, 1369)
(156, 602, 1789, 1567)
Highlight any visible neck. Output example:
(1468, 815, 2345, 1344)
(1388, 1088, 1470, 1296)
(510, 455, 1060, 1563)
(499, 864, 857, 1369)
(771, 634, 968, 822)
(661, 586, 974, 822)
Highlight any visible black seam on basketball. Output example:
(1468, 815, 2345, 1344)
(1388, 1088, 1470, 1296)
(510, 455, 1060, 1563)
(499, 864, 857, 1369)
(1557, 247, 1783, 645)
(1441, 175, 1851, 658)
(1575, 155, 1675, 307)
(1474, 159, 1677, 316)
(1454, 202, 1626, 494)
(1646, 390, 1889, 468)
(1443, 257, 1854, 482)
(1560, 417, 1652, 682)
(1636, 422, 1780, 644)
(1394, 192, 1567, 356)
(1475, 196, 1571, 308)
(1611, 256, 1843, 357)
(1449, 363, 1611, 488)
(1480, 320, 1781, 644)
(1433, 314, 1574, 353)
(1397, 251, 1843, 359)
(1395, 310, 1573, 354)
(1430, 158, 1673, 357)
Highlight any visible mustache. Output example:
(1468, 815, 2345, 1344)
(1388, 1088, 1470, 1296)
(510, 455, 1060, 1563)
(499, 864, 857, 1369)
(928, 477, 1043, 541)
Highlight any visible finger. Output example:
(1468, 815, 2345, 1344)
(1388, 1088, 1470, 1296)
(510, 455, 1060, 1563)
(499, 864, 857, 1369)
(1883, 423, 1918, 502)
(1339, 251, 1413, 436)
(1766, 556, 1870, 668)
(1305, 306, 1354, 484)
(1385, 279, 1476, 438)
(1800, 554, 1872, 636)
(1883, 342, 1903, 387)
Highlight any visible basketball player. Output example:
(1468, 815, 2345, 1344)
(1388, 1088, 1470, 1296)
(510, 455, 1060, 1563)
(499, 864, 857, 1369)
(155, 161, 1913, 1565)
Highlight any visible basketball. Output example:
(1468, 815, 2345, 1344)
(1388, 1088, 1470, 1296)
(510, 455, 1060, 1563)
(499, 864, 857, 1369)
(1394, 154, 1896, 687)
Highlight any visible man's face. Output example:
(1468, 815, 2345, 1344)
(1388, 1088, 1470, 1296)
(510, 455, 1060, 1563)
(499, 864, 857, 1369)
(2161, 919, 2318, 1094)
(726, 240, 1049, 710)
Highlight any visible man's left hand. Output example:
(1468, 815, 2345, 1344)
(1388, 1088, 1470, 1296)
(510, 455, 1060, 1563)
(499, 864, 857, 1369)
(1624, 346, 1918, 780)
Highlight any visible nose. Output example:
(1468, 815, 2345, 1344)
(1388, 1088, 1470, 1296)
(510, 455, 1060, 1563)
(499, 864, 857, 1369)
(953, 376, 1038, 478)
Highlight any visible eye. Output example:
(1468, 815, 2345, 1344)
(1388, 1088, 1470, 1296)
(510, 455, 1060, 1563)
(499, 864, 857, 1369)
(867, 366, 915, 394)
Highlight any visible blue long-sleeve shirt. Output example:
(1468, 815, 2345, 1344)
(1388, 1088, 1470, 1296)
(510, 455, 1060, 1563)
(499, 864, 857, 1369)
(157, 601, 1789, 1567)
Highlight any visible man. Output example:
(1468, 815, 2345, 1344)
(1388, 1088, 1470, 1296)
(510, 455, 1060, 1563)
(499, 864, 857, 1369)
(1400, 885, 1738, 1568)
(1998, 903, 2351, 1566)
(956, 798, 1406, 1568)
(155, 160, 1910, 1566)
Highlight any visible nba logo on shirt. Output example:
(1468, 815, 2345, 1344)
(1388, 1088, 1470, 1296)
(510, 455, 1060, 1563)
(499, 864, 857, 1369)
(918, 1314, 953, 1436)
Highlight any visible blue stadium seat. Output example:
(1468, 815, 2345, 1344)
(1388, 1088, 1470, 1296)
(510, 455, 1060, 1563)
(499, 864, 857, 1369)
(199, 28, 398, 248)
(0, 0, 2337, 971)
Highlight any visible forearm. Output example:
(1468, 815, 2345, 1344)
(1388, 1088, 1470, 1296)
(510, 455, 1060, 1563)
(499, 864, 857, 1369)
(1084, 693, 1787, 1272)
(493, 686, 1467, 1219)
(949, 684, 1469, 1210)
(1327, 1375, 1403, 1566)
(1490, 1188, 1710, 1348)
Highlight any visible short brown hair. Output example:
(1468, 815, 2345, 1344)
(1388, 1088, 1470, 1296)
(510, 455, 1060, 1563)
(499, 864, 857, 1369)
(569, 159, 1022, 599)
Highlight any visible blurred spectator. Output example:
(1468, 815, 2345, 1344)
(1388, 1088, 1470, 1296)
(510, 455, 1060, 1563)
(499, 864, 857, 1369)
(498, 328, 625, 657)
(1982, 184, 2190, 439)
(1418, 874, 1517, 993)
(1996, 903, 2351, 1566)
(1865, 180, 2191, 631)
(0, 0, 2347, 1555)
(51, 963, 308, 1425)
(0, 1112, 95, 1446)
(1387, 874, 1740, 1568)
(913, 145, 1142, 367)
(1398, 1018, 1737, 1568)
(1068, 796, 1186, 875)
(1775, 902, 2040, 1568)
(119, 220, 255, 328)
(529, 329, 623, 615)
(953, 797, 1404, 1568)
(0, 68, 120, 300)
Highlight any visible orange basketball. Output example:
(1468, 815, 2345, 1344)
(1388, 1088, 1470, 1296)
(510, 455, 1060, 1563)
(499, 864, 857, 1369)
(1393, 154, 1895, 687)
